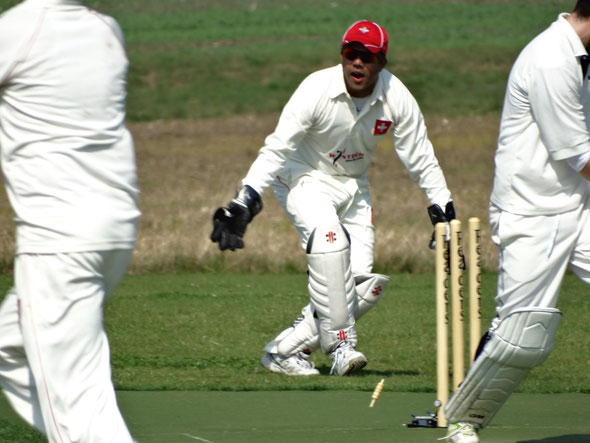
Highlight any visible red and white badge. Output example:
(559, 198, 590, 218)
(373, 119, 392, 135)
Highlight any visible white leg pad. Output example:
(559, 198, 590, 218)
(263, 273, 390, 356)
(445, 307, 561, 428)
(353, 273, 390, 318)
(306, 223, 357, 353)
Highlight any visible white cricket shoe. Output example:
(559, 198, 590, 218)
(440, 422, 479, 443)
(329, 342, 367, 376)
(260, 352, 320, 376)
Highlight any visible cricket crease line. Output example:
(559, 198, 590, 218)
(180, 433, 215, 442)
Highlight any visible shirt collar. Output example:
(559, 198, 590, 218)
(557, 12, 588, 58)
(328, 65, 349, 99)
(330, 64, 386, 103)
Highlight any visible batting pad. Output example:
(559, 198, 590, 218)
(263, 273, 389, 356)
(445, 307, 561, 429)
(264, 273, 390, 356)
(353, 273, 390, 318)
(307, 223, 357, 353)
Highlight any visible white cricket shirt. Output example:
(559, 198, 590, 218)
(0, 0, 140, 254)
(243, 64, 451, 208)
(491, 13, 590, 215)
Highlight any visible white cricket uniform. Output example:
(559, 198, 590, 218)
(443, 14, 590, 431)
(244, 64, 451, 273)
(489, 13, 590, 325)
(0, 1, 139, 441)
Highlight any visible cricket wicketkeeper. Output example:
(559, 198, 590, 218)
(211, 20, 456, 376)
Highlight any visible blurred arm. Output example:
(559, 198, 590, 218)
(579, 158, 590, 181)
(566, 148, 590, 181)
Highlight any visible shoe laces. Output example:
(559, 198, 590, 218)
(289, 352, 315, 370)
(330, 342, 351, 372)
(292, 313, 305, 327)
(331, 342, 345, 360)
(438, 423, 477, 441)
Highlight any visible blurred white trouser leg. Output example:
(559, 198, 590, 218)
(1, 250, 134, 442)
(0, 288, 46, 433)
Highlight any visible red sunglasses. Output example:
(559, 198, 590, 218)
(341, 47, 382, 64)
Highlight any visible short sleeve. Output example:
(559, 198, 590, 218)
(530, 63, 590, 160)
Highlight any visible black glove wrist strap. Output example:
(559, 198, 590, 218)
(232, 185, 263, 219)
(427, 201, 456, 225)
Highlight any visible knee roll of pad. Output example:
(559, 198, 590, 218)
(306, 223, 357, 353)
(445, 307, 561, 428)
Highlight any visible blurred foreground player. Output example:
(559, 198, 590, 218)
(442, 2, 590, 442)
(211, 20, 455, 376)
(0, 1, 140, 441)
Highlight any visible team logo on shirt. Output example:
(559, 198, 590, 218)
(373, 119, 392, 135)
(329, 148, 365, 167)
(331, 148, 345, 165)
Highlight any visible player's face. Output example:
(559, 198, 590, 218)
(341, 43, 386, 98)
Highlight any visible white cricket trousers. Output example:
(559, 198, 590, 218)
(489, 196, 590, 328)
(0, 250, 134, 443)
(272, 171, 375, 274)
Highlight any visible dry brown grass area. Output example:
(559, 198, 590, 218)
(129, 114, 500, 274)
(0, 114, 500, 274)
(369, 115, 499, 273)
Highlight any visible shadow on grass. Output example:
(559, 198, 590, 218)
(518, 436, 590, 443)
(315, 365, 420, 377)
(362, 368, 421, 377)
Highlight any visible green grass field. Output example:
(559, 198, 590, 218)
(100, 0, 572, 121)
(2, 391, 590, 442)
(0, 271, 586, 395)
(0, 1, 589, 441)
(0, 0, 572, 121)
(1, 272, 590, 441)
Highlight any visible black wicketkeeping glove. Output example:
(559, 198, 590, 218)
(210, 185, 263, 251)
(427, 201, 456, 250)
